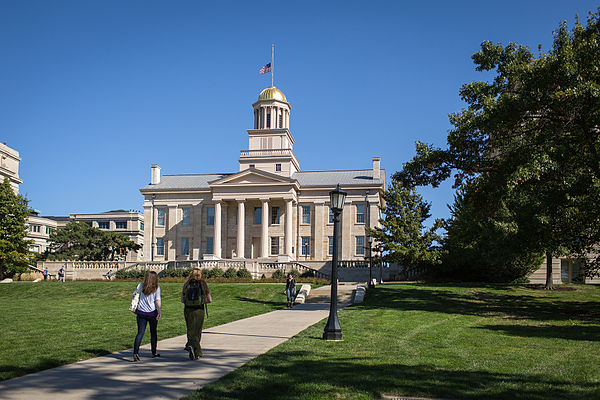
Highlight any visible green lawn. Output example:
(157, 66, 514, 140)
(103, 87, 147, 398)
(0, 281, 289, 381)
(183, 283, 600, 400)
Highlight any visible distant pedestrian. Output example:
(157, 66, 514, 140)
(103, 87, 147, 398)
(105, 269, 113, 280)
(58, 267, 65, 282)
(132, 271, 162, 362)
(43, 268, 48, 281)
(285, 273, 296, 308)
(181, 268, 211, 360)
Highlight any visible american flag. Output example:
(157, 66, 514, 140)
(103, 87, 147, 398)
(259, 63, 271, 74)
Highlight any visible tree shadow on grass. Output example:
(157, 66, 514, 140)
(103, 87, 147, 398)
(184, 350, 600, 400)
(476, 324, 600, 341)
(354, 285, 600, 323)
(234, 296, 284, 307)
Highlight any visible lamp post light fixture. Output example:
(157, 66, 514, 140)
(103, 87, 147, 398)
(323, 184, 346, 341)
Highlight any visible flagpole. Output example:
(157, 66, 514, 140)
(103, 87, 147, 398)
(271, 43, 274, 87)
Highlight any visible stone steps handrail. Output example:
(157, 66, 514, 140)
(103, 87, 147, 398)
(259, 261, 330, 279)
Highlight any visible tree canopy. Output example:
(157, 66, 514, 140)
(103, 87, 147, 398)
(45, 222, 141, 261)
(396, 10, 600, 285)
(368, 181, 443, 273)
(0, 178, 32, 279)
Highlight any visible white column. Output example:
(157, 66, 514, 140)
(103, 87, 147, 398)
(214, 201, 222, 258)
(237, 200, 245, 258)
(285, 199, 293, 257)
(261, 199, 269, 258)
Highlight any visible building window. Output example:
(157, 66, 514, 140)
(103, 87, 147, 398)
(356, 204, 365, 224)
(328, 236, 334, 256)
(182, 238, 190, 256)
(301, 205, 311, 224)
(271, 237, 279, 255)
(278, 113, 282, 128)
(140, 222, 144, 230)
(271, 206, 280, 224)
(328, 206, 334, 223)
(356, 236, 365, 255)
(266, 113, 271, 128)
(182, 207, 190, 226)
(207, 207, 215, 226)
(301, 237, 310, 256)
(115, 221, 127, 230)
(249, 164, 255, 168)
(98, 221, 109, 229)
(157, 209, 166, 226)
(254, 207, 262, 225)
(29, 225, 41, 233)
(275, 163, 281, 172)
(206, 237, 214, 254)
(156, 238, 165, 256)
(46, 227, 53, 235)
(561, 259, 584, 284)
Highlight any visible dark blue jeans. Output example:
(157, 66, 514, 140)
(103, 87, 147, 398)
(133, 312, 158, 355)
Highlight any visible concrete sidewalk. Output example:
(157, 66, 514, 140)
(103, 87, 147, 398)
(0, 284, 356, 400)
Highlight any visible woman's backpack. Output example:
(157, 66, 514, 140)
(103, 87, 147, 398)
(185, 281, 204, 308)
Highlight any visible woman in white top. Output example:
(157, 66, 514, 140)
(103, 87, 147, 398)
(132, 271, 162, 362)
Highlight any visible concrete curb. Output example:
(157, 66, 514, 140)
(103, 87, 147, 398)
(294, 284, 311, 304)
(353, 284, 367, 303)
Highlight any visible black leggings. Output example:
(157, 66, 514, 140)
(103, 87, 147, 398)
(133, 313, 158, 355)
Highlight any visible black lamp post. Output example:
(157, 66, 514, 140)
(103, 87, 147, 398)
(323, 184, 346, 341)
(367, 235, 373, 288)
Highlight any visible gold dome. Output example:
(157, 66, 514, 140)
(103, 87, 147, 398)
(258, 86, 287, 102)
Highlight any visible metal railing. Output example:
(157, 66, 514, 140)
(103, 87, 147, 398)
(259, 261, 330, 279)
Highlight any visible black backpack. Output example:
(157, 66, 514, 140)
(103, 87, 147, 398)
(185, 281, 204, 308)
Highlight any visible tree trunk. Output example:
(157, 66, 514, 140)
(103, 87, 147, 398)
(0, 261, 4, 280)
(545, 251, 553, 290)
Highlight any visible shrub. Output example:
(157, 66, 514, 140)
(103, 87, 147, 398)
(289, 269, 300, 279)
(224, 267, 238, 278)
(206, 267, 224, 278)
(115, 269, 146, 280)
(237, 268, 252, 279)
(271, 269, 285, 279)
(160, 267, 191, 278)
(19, 272, 42, 281)
(261, 273, 266, 279)
(300, 270, 315, 278)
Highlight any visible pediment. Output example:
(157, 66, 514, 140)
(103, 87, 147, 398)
(209, 169, 294, 187)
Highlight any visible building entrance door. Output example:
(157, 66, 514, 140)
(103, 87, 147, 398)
(251, 237, 260, 258)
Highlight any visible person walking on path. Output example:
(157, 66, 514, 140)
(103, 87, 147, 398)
(181, 268, 211, 360)
(285, 273, 296, 308)
(132, 271, 162, 362)
(57, 266, 65, 282)
(43, 267, 48, 281)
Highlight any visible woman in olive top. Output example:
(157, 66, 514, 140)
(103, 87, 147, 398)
(181, 268, 211, 360)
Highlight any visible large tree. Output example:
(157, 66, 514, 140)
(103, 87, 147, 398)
(0, 178, 33, 279)
(46, 222, 140, 261)
(368, 181, 444, 274)
(396, 10, 600, 287)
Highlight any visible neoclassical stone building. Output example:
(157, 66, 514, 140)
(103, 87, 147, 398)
(140, 86, 386, 262)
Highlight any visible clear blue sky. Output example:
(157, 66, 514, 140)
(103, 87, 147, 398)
(1, 1, 597, 222)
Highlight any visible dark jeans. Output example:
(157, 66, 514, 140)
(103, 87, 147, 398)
(184, 306, 205, 356)
(133, 312, 158, 355)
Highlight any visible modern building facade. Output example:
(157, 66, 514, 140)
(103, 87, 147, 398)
(140, 86, 386, 262)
